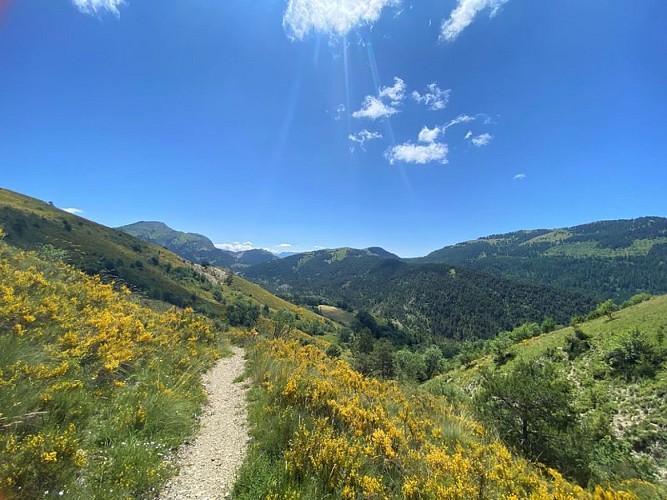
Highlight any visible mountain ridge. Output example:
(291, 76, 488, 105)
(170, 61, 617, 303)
(409, 216, 667, 301)
(118, 220, 278, 269)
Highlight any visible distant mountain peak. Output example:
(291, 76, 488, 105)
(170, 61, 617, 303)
(117, 221, 277, 269)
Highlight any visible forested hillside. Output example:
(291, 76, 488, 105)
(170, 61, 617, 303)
(243, 248, 595, 340)
(414, 217, 667, 301)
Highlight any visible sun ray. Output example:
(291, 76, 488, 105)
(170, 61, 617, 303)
(342, 35, 353, 134)
(363, 36, 413, 197)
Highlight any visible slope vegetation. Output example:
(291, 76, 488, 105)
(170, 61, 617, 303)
(431, 295, 667, 491)
(0, 234, 226, 498)
(233, 334, 640, 499)
(414, 217, 667, 301)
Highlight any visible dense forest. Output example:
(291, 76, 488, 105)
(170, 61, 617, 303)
(244, 248, 595, 341)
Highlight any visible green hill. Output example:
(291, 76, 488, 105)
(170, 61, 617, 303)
(0, 188, 321, 323)
(118, 220, 277, 269)
(413, 217, 667, 301)
(429, 295, 667, 489)
(243, 247, 596, 340)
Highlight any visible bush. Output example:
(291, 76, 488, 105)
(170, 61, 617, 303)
(621, 293, 652, 309)
(605, 328, 665, 381)
(325, 343, 342, 359)
(566, 328, 592, 359)
(226, 298, 260, 328)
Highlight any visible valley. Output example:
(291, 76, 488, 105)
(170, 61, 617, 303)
(1, 187, 665, 499)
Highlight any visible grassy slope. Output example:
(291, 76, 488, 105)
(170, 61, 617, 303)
(0, 188, 223, 310)
(231, 273, 323, 323)
(438, 295, 667, 481)
(317, 305, 356, 327)
(0, 238, 228, 498)
(0, 188, 322, 324)
(445, 295, 667, 382)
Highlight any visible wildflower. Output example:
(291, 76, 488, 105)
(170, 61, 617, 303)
(41, 451, 58, 463)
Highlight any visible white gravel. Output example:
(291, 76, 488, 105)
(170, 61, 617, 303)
(160, 346, 249, 500)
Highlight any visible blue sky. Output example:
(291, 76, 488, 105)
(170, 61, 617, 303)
(1, 0, 666, 257)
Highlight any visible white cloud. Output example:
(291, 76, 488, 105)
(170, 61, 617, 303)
(441, 0, 509, 42)
(283, 0, 397, 40)
(470, 132, 493, 147)
(352, 96, 398, 120)
(352, 77, 406, 120)
(411, 83, 451, 111)
(514, 173, 526, 180)
(71, 0, 125, 16)
(378, 77, 406, 105)
(215, 241, 255, 252)
(62, 208, 84, 215)
(464, 130, 473, 139)
(386, 142, 448, 165)
(349, 129, 383, 151)
(277, 243, 293, 248)
(417, 126, 442, 144)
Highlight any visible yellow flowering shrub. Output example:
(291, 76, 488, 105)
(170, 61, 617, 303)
(0, 240, 225, 498)
(242, 338, 637, 499)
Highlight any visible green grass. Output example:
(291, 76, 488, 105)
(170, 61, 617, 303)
(543, 238, 667, 258)
(522, 229, 572, 245)
(317, 305, 356, 326)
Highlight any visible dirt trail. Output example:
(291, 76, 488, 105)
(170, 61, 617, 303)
(160, 346, 248, 500)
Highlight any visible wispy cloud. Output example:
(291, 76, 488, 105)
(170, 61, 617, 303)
(277, 243, 293, 249)
(352, 77, 406, 120)
(441, 0, 509, 42)
(283, 0, 397, 40)
(349, 129, 383, 152)
(334, 104, 346, 121)
(513, 173, 526, 180)
(386, 142, 449, 165)
(62, 208, 84, 215)
(215, 241, 255, 252)
(445, 114, 475, 129)
(71, 0, 125, 16)
(470, 132, 493, 147)
(411, 83, 451, 111)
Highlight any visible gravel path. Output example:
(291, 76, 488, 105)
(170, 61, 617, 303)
(160, 347, 248, 500)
